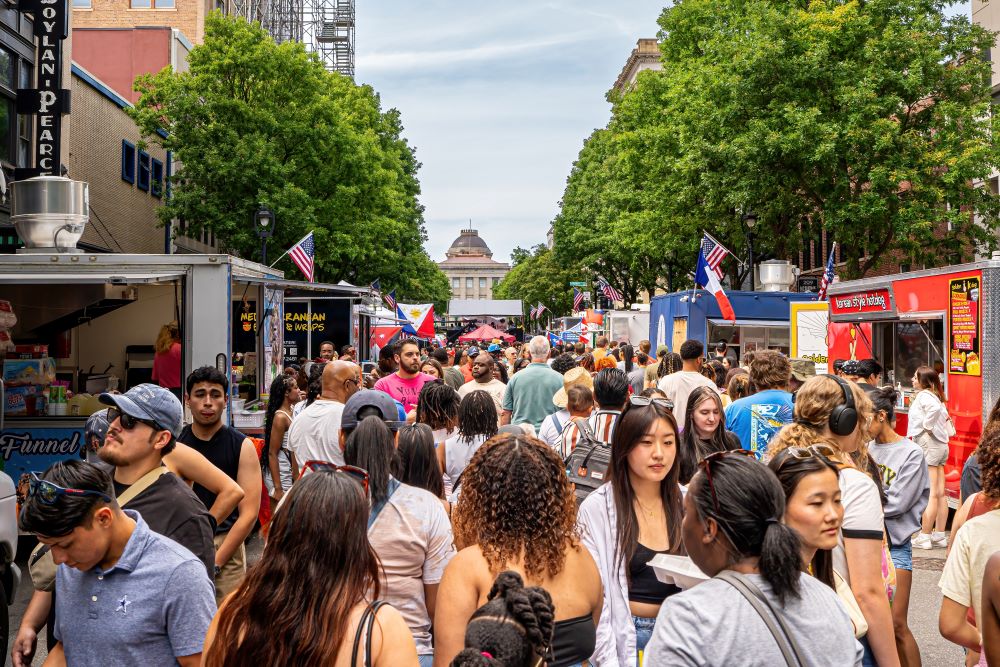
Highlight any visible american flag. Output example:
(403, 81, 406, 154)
(536, 302, 547, 318)
(529, 305, 538, 319)
(596, 276, 623, 303)
(384, 289, 397, 312)
(288, 232, 315, 282)
(369, 279, 381, 293)
(701, 233, 731, 280)
(573, 288, 584, 311)
(817, 242, 837, 301)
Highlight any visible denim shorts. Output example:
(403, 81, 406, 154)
(634, 615, 657, 663)
(890, 540, 913, 572)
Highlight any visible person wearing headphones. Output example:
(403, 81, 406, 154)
(768, 375, 900, 667)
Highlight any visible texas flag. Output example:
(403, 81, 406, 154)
(395, 302, 436, 339)
(695, 235, 736, 321)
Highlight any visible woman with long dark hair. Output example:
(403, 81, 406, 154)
(678, 386, 741, 484)
(293, 361, 326, 416)
(346, 417, 455, 666)
(908, 365, 952, 549)
(577, 400, 685, 665)
(438, 390, 498, 497)
(263, 374, 301, 503)
(397, 423, 446, 501)
(434, 434, 601, 667)
(644, 453, 861, 664)
(202, 471, 419, 666)
(617, 344, 635, 374)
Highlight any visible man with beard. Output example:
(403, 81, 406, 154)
(180, 367, 261, 603)
(458, 352, 506, 423)
(10, 385, 215, 667)
(373, 339, 437, 413)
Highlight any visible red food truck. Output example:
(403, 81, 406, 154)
(826, 260, 994, 506)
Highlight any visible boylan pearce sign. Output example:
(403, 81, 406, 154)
(15, 0, 71, 180)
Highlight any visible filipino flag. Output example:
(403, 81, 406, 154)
(395, 302, 435, 338)
(288, 232, 315, 282)
(696, 234, 735, 321)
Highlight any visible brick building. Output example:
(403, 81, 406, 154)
(72, 0, 216, 46)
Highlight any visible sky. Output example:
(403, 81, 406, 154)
(354, 1, 669, 265)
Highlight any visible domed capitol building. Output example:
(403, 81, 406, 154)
(438, 228, 510, 300)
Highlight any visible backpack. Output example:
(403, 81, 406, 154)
(564, 416, 613, 506)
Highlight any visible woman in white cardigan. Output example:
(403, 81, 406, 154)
(907, 365, 953, 549)
(578, 398, 685, 666)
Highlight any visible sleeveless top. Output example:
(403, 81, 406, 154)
(263, 409, 294, 495)
(179, 423, 246, 533)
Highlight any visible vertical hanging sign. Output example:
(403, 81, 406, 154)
(15, 0, 71, 180)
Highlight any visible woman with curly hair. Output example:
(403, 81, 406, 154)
(438, 390, 498, 497)
(655, 351, 682, 380)
(579, 353, 596, 376)
(577, 399, 685, 666)
(768, 375, 897, 667)
(434, 434, 601, 667)
(416, 380, 461, 443)
(451, 571, 556, 667)
(202, 471, 419, 666)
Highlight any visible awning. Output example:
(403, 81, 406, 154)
(10, 270, 185, 284)
(448, 299, 523, 318)
(708, 318, 790, 327)
(234, 274, 368, 295)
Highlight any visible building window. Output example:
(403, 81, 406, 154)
(16, 62, 31, 168)
(452, 277, 459, 289)
(479, 277, 486, 289)
(465, 277, 473, 290)
(151, 158, 164, 198)
(72, 0, 92, 7)
(122, 141, 136, 183)
(0, 48, 13, 91)
(130, 0, 174, 7)
(492, 277, 499, 287)
(137, 150, 151, 191)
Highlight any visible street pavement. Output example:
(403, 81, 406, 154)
(3, 535, 967, 666)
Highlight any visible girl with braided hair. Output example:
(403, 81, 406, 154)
(416, 380, 461, 443)
(451, 571, 556, 667)
(435, 434, 601, 667)
(438, 390, 499, 498)
(262, 374, 301, 503)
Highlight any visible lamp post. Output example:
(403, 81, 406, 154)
(741, 210, 758, 291)
(255, 206, 275, 265)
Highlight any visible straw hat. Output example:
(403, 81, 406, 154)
(553, 367, 594, 408)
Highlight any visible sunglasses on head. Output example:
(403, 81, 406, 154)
(698, 449, 757, 514)
(300, 461, 370, 493)
(628, 396, 674, 410)
(106, 407, 164, 433)
(17, 471, 113, 506)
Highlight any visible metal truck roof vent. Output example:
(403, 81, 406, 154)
(758, 259, 798, 292)
(10, 175, 89, 254)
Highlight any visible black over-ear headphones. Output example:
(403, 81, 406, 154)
(827, 374, 858, 437)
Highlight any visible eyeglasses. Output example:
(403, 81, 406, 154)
(17, 471, 113, 506)
(106, 407, 164, 433)
(628, 396, 674, 410)
(776, 444, 840, 470)
(698, 449, 757, 514)
(300, 461, 370, 492)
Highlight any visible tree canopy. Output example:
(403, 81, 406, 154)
(493, 244, 580, 319)
(554, 0, 1000, 291)
(129, 13, 449, 307)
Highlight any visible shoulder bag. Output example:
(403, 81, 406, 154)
(351, 600, 388, 667)
(833, 570, 868, 639)
(716, 570, 808, 667)
(29, 466, 168, 592)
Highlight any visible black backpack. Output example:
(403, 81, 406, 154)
(564, 414, 613, 506)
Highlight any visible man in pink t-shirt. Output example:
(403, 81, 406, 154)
(373, 339, 437, 412)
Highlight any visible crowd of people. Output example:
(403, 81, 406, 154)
(11, 333, 1000, 666)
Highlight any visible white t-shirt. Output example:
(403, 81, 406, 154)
(833, 467, 885, 586)
(939, 509, 1000, 625)
(442, 432, 489, 486)
(286, 399, 345, 470)
(657, 371, 719, 430)
(369, 482, 456, 656)
(457, 379, 507, 424)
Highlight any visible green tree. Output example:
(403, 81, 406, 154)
(129, 13, 449, 296)
(494, 245, 580, 319)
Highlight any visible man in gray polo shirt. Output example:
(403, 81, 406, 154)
(19, 460, 215, 666)
(501, 336, 564, 430)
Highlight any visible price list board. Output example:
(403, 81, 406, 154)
(949, 276, 981, 376)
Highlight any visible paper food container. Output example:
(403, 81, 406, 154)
(648, 554, 710, 590)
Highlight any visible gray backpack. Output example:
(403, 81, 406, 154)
(564, 415, 613, 505)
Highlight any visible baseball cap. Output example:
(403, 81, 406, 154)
(99, 384, 183, 437)
(487, 343, 501, 353)
(341, 390, 406, 431)
(85, 409, 111, 443)
(553, 367, 595, 408)
(790, 358, 817, 383)
(467, 346, 481, 357)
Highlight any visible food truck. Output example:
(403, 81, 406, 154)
(0, 252, 368, 480)
(649, 290, 815, 358)
(826, 260, 998, 505)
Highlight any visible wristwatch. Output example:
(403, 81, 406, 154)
(214, 564, 222, 578)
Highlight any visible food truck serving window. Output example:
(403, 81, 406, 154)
(872, 319, 946, 389)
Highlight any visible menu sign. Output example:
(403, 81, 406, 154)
(949, 276, 981, 376)
(830, 289, 894, 315)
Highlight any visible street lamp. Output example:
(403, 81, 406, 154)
(255, 206, 275, 265)
(741, 210, 757, 291)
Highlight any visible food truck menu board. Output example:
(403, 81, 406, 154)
(949, 276, 981, 376)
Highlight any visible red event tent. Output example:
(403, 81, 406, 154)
(458, 324, 515, 343)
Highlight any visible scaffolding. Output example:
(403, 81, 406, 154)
(227, 0, 354, 77)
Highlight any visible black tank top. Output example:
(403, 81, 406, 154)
(179, 424, 246, 533)
(628, 543, 682, 604)
(550, 614, 596, 667)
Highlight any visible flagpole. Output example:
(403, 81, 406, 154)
(268, 231, 313, 268)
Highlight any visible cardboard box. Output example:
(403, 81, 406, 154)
(5, 344, 49, 360)
(3, 358, 55, 386)
(3, 384, 46, 416)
